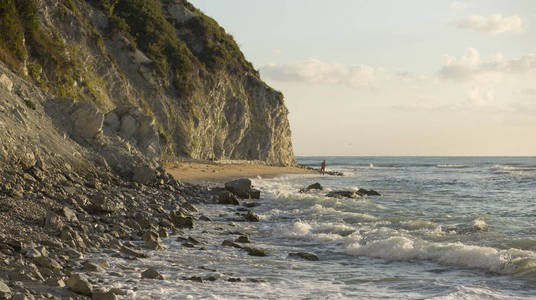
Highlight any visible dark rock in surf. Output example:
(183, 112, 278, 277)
(243, 210, 260, 222)
(224, 178, 261, 199)
(243, 247, 268, 257)
(356, 189, 381, 196)
(217, 191, 240, 205)
(299, 182, 323, 193)
(141, 268, 164, 280)
(288, 252, 319, 261)
(325, 190, 357, 198)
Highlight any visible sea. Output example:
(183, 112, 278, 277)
(94, 156, 536, 299)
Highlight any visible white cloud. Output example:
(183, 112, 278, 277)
(261, 59, 386, 89)
(450, 1, 468, 9)
(457, 14, 523, 34)
(439, 48, 536, 82)
(467, 87, 495, 106)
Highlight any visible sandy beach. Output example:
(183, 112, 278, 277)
(166, 161, 317, 185)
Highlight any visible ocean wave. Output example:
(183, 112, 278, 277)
(436, 164, 470, 169)
(278, 221, 355, 242)
(345, 235, 536, 277)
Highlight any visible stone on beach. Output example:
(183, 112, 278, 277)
(217, 191, 240, 205)
(0, 280, 11, 299)
(66, 273, 93, 296)
(224, 178, 261, 199)
(141, 268, 164, 280)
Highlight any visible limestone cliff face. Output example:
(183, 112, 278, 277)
(0, 0, 296, 166)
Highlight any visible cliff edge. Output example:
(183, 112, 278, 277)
(0, 0, 296, 167)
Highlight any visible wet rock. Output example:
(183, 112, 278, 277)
(299, 182, 323, 193)
(66, 273, 93, 296)
(325, 190, 356, 198)
(84, 261, 105, 273)
(234, 236, 250, 244)
(92, 290, 118, 300)
(243, 210, 260, 222)
(187, 237, 201, 244)
(243, 247, 268, 257)
(183, 276, 203, 283)
(224, 178, 260, 199)
(142, 231, 162, 250)
(217, 191, 239, 205)
(182, 242, 195, 248)
(169, 211, 194, 229)
(141, 268, 163, 280)
(120, 246, 147, 258)
(243, 202, 261, 208)
(227, 277, 241, 282)
(356, 188, 381, 196)
(288, 252, 319, 261)
(221, 240, 242, 249)
(199, 215, 211, 222)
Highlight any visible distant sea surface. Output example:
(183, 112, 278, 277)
(98, 157, 536, 299)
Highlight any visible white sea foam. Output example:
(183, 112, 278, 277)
(345, 235, 536, 275)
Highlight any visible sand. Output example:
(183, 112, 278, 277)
(166, 161, 317, 185)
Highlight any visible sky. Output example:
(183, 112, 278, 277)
(189, 0, 536, 156)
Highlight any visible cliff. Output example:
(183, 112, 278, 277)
(0, 0, 296, 167)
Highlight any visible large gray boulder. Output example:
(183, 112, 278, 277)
(225, 178, 261, 199)
(70, 101, 104, 140)
(66, 273, 93, 296)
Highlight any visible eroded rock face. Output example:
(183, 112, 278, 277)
(104, 106, 160, 162)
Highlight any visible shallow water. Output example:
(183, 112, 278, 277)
(93, 157, 536, 299)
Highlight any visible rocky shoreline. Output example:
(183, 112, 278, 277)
(0, 162, 317, 299)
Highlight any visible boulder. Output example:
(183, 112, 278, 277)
(34, 256, 62, 270)
(356, 188, 381, 196)
(221, 240, 242, 249)
(234, 236, 250, 244)
(0, 280, 11, 299)
(119, 246, 147, 258)
(90, 194, 124, 213)
(66, 274, 93, 296)
(288, 252, 319, 261)
(132, 166, 156, 185)
(225, 178, 260, 199)
(62, 206, 78, 222)
(0, 74, 13, 93)
(243, 211, 260, 222)
(243, 247, 268, 257)
(141, 268, 164, 280)
(217, 191, 239, 205)
(70, 101, 104, 140)
(92, 290, 118, 300)
(83, 261, 105, 273)
(325, 190, 357, 198)
(169, 211, 194, 229)
(299, 182, 323, 193)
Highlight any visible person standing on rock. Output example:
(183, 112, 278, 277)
(320, 160, 326, 175)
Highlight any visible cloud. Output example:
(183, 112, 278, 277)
(261, 59, 386, 89)
(450, 1, 468, 9)
(457, 14, 523, 34)
(439, 48, 536, 82)
(467, 87, 495, 106)
(520, 88, 536, 96)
